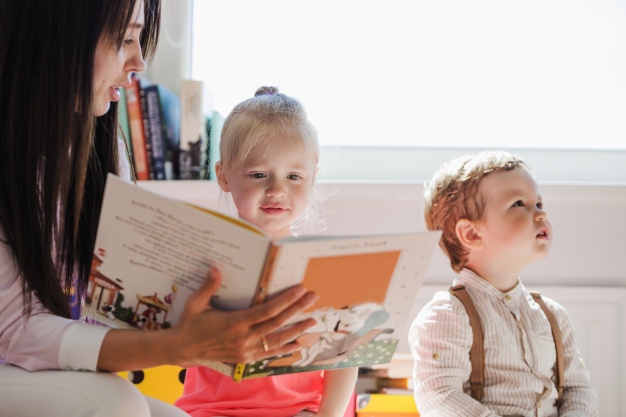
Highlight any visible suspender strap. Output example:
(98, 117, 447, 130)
(530, 291, 565, 407)
(449, 285, 485, 402)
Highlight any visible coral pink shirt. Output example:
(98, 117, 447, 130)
(176, 367, 324, 417)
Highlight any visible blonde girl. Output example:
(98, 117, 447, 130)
(175, 87, 357, 417)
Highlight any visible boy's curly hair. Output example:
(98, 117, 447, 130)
(424, 150, 527, 272)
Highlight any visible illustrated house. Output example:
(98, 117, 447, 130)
(86, 254, 124, 312)
(133, 293, 171, 330)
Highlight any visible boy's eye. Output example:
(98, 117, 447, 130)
(536, 201, 543, 210)
(287, 174, 302, 180)
(251, 173, 266, 179)
(512, 200, 524, 207)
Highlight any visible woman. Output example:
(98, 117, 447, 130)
(0, 1, 317, 416)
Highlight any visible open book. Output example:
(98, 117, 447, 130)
(84, 174, 440, 381)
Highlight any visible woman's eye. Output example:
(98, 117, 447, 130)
(123, 38, 134, 47)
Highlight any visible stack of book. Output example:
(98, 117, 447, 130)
(119, 77, 222, 181)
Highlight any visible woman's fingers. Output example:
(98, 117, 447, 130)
(253, 318, 318, 359)
(173, 269, 320, 365)
(181, 267, 221, 316)
(243, 285, 318, 326)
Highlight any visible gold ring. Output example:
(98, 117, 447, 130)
(260, 336, 269, 352)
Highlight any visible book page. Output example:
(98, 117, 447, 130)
(83, 175, 270, 329)
(233, 231, 440, 378)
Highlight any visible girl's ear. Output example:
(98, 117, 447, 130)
(215, 161, 230, 192)
(455, 218, 483, 250)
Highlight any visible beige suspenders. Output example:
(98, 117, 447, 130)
(449, 285, 564, 406)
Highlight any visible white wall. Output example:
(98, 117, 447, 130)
(141, 180, 626, 288)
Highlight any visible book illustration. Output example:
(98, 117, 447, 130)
(85, 250, 179, 330)
(291, 302, 391, 367)
(83, 174, 441, 380)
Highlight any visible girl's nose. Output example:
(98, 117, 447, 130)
(266, 180, 286, 197)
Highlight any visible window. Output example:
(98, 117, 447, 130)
(190, 0, 626, 182)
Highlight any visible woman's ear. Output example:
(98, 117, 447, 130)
(455, 218, 483, 250)
(215, 161, 230, 192)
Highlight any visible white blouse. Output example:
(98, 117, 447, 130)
(0, 138, 131, 371)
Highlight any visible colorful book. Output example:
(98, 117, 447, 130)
(156, 85, 181, 180)
(83, 174, 441, 381)
(355, 393, 419, 416)
(125, 75, 151, 181)
(143, 84, 167, 180)
(117, 87, 132, 156)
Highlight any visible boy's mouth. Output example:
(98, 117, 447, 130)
(536, 229, 549, 239)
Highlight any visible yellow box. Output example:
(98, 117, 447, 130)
(118, 365, 185, 405)
(356, 393, 419, 417)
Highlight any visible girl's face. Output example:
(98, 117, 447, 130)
(217, 139, 317, 241)
(93, 0, 146, 116)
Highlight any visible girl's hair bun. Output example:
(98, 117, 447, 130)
(255, 86, 279, 96)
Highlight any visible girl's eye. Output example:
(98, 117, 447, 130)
(123, 38, 134, 47)
(512, 200, 524, 207)
(287, 174, 302, 180)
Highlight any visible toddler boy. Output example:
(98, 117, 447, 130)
(409, 150, 597, 416)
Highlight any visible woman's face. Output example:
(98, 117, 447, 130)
(93, 0, 146, 116)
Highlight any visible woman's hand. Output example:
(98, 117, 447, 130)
(97, 267, 318, 372)
(170, 267, 319, 367)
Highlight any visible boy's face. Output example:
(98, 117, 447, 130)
(217, 138, 316, 240)
(473, 167, 552, 271)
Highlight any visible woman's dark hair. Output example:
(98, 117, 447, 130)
(0, 0, 160, 317)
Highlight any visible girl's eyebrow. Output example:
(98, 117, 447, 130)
(129, 23, 143, 29)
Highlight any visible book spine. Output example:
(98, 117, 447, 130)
(144, 85, 167, 180)
(138, 82, 156, 180)
(118, 88, 132, 156)
(231, 244, 280, 382)
(157, 86, 181, 180)
(232, 364, 245, 383)
(253, 244, 280, 305)
(125, 77, 150, 181)
(179, 80, 211, 180)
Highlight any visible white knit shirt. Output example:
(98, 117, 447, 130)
(409, 269, 598, 417)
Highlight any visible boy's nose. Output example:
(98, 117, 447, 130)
(535, 209, 547, 221)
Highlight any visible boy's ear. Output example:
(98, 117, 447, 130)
(215, 161, 230, 192)
(455, 218, 483, 250)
